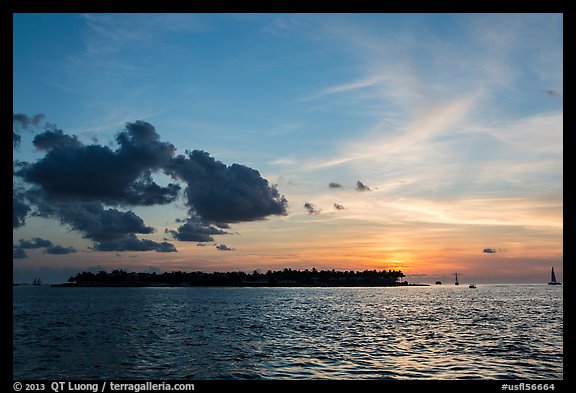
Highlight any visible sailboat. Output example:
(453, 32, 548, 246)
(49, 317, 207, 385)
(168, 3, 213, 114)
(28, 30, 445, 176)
(454, 272, 459, 286)
(548, 267, 561, 285)
(32, 278, 43, 286)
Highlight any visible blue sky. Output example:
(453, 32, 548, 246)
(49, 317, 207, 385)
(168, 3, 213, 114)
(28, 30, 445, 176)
(13, 13, 563, 283)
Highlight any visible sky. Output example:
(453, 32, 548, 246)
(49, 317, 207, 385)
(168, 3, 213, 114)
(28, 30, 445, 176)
(13, 13, 563, 284)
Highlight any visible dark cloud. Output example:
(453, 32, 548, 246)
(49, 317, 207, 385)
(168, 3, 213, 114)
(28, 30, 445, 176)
(13, 113, 45, 129)
(215, 244, 234, 251)
(17, 144, 121, 202)
(13, 247, 28, 259)
(166, 217, 229, 242)
(46, 245, 77, 255)
(17, 238, 54, 249)
(13, 113, 46, 149)
(122, 171, 181, 206)
(116, 121, 176, 171)
(483, 248, 497, 254)
(13, 132, 21, 148)
(33, 201, 154, 242)
(156, 242, 178, 252)
(16, 121, 180, 206)
(33, 129, 83, 151)
(14, 117, 289, 251)
(334, 203, 345, 210)
(94, 233, 177, 252)
(329, 182, 342, 189)
(167, 150, 288, 224)
(356, 181, 371, 192)
(13, 191, 30, 228)
(304, 202, 320, 215)
(13, 240, 76, 257)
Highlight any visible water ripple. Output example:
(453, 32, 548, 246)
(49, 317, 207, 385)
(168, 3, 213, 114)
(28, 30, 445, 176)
(13, 285, 562, 380)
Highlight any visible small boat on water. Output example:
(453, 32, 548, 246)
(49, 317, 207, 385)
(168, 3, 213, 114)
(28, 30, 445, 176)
(469, 283, 476, 288)
(548, 267, 561, 285)
(33, 278, 43, 286)
(454, 272, 459, 286)
(435, 281, 442, 285)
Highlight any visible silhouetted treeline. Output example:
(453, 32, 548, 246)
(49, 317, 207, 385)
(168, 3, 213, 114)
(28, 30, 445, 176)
(60, 268, 407, 287)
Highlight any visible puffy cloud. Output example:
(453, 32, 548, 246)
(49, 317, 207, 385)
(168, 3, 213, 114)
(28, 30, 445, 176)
(356, 181, 371, 192)
(13, 247, 27, 259)
(14, 117, 289, 254)
(33, 201, 154, 242)
(121, 171, 181, 206)
(18, 144, 123, 202)
(46, 245, 77, 255)
(33, 129, 83, 151)
(13, 191, 30, 228)
(155, 242, 178, 253)
(16, 121, 180, 206)
(17, 238, 54, 249)
(333, 203, 345, 210)
(167, 150, 288, 224)
(13, 113, 45, 129)
(304, 202, 320, 215)
(13, 113, 46, 149)
(13, 239, 77, 258)
(94, 234, 177, 252)
(17, 124, 287, 225)
(116, 120, 176, 171)
(165, 217, 229, 242)
(215, 244, 234, 251)
(329, 182, 342, 189)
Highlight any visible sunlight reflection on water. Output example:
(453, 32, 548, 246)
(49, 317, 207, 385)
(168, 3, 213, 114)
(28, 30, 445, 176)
(13, 285, 562, 379)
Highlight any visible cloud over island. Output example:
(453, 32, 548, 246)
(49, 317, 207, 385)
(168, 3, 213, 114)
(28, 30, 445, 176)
(14, 117, 288, 254)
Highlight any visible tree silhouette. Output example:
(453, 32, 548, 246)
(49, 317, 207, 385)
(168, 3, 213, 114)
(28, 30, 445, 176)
(60, 267, 409, 287)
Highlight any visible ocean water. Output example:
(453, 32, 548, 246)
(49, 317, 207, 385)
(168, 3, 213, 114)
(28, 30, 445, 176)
(13, 284, 563, 380)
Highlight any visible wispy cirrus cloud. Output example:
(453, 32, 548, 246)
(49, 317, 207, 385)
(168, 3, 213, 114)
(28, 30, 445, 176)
(301, 90, 481, 172)
(81, 13, 211, 55)
(278, 13, 562, 178)
(268, 14, 562, 262)
(302, 74, 388, 102)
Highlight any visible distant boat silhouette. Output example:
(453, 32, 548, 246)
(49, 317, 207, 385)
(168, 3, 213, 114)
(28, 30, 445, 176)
(548, 267, 561, 285)
(33, 278, 42, 286)
(469, 283, 476, 288)
(435, 281, 442, 285)
(454, 272, 459, 285)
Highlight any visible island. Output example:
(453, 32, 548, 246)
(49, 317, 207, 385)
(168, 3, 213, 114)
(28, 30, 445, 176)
(52, 268, 426, 287)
